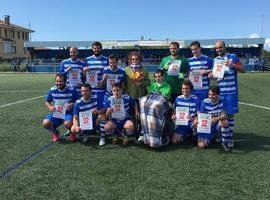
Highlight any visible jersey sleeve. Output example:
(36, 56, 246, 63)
(73, 102, 79, 116)
(45, 90, 53, 103)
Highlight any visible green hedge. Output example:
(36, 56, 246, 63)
(0, 62, 11, 71)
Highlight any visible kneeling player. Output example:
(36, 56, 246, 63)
(103, 83, 139, 145)
(171, 80, 199, 144)
(71, 83, 104, 143)
(197, 86, 231, 151)
(42, 74, 77, 142)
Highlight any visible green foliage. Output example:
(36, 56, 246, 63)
(0, 62, 11, 71)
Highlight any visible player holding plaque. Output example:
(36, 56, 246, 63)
(171, 80, 199, 144)
(197, 86, 231, 151)
(103, 83, 139, 146)
(43, 74, 77, 142)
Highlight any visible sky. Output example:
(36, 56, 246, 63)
(1, 0, 270, 49)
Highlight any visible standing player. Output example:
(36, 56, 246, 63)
(209, 40, 245, 148)
(42, 74, 77, 142)
(84, 41, 109, 142)
(101, 55, 127, 101)
(188, 41, 213, 104)
(59, 47, 86, 97)
(71, 83, 104, 143)
(171, 80, 199, 144)
(159, 42, 188, 103)
(198, 86, 231, 151)
(103, 83, 139, 145)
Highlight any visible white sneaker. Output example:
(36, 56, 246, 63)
(99, 138, 106, 146)
(138, 135, 144, 143)
(228, 141, 234, 148)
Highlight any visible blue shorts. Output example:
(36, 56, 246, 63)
(192, 90, 208, 106)
(221, 93, 238, 114)
(175, 121, 193, 137)
(45, 112, 73, 128)
(111, 118, 129, 130)
(93, 91, 105, 108)
(197, 122, 220, 143)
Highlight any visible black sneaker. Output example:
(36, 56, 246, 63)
(162, 136, 170, 146)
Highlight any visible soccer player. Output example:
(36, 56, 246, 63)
(59, 47, 86, 97)
(101, 55, 127, 101)
(84, 41, 109, 142)
(159, 42, 188, 103)
(197, 86, 231, 151)
(148, 69, 171, 100)
(42, 74, 77, 142)
(103, 83, 139, 145)
(71, 83, 104, 143)
(171, 80, 199, 144)
(188, 41, 213, 104)
(209, 40, 245, 148)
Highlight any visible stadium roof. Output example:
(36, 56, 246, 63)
(24, 38, 265, 49)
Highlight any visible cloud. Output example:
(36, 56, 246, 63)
(249, 33, 260, 38)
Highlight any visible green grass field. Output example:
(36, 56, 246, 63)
(0, 73, 270, 200)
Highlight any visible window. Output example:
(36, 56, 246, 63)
(17, 31, 20, 39)
(5, 29, 8, 37)
(11, 30, 15, 38)
(11, 46, 16, 54)
(22, 32, 25, 40)
(25, 33, 28, 41)
(4, 42, 12, 54)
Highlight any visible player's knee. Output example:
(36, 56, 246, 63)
(198, 139, 208, 149)
(43, 120, 51, 128)
(104, 121, 114, 132)
(124, 121, 134, 130)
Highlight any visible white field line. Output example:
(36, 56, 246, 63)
(239, 101, 270, 110)
(0, 95, 45, 108)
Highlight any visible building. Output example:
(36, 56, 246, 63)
(0, 15, 34, 60)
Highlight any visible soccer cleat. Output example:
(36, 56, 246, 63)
(99, 138, 106, 146)
(51, 133, 60, 142)
(222, 143, 231, 152)
(70, 132, 76, 142)
(112, 136, 118, 144)
(134, 135, 144, 144)
(162, 136, 170, 146)
(228, 141, 234, 148)
(123, 136, 129, 145)
(82, 134, 89, 143)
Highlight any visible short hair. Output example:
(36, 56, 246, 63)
(209, 85, 220, 95)
(128, 51, 142, 62)
(108, 54, 118, 61)
(216, 40, 226, 47)
(154, 69, 164, 77)
(190, 41, 201, 48)
(55, 73, 66, 82)
(112, 82, 122, 90)
(170, 42, 180, 48)
(181, 79, 193, 90)
(70, 46, 78, 51)
(92, 41, 102, 48)
(81, 83, 92, 91)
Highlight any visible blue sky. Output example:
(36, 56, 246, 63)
(1, 0, 270, 48)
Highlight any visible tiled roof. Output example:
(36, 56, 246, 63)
(0, 20, 34, 32)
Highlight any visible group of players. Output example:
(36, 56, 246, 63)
(42, 40, 244, 151)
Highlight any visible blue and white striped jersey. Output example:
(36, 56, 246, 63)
(45, 86, 78, 105)
(85, 55, 109, 92)
(200, 97, 227, 117)
(175, 95, 200, 118)
(214, 53, 241, 95)
(188, 54, 213, 91)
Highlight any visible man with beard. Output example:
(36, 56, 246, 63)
(159, 42, 188, 103)
(59, 47, 86, 98)
(42, 74, 77, 142)
(209, 40, 245, 149)
(84, 42, 109, 143)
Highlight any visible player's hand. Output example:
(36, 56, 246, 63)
(103, 74, 108, 80)
(91, 108, 98, 115)
(208, 72, 214, 79)
(49, 105, 55, 112)
(211, 117, 219, 124)
(66, 67, 72, 72)
(83, 67, 89, 72)
(171, 114, 176, 120)
(97, 81, 104, 87)
(200, 69, 207, 76)
(187, 115, 192, 120)
(66, 103, 73, 111)
(106, 108, 113, 117)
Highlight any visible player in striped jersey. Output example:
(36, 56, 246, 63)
(209, 40, 245, 148)
(188, 41, 213, 104)
(198, 86, 231, 151)
(71, 83, 104, 143)
(59, 47, 86, 97)
(101, 55, 127, 101)
(171, 80, 199, 144)
(84, 41, 109, 107)
(42, 74, 78, 142)
(103, 83, 139, 146)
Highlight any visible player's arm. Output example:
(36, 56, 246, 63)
(73, 115, 80, 129)
(45, 101, 54, 112)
